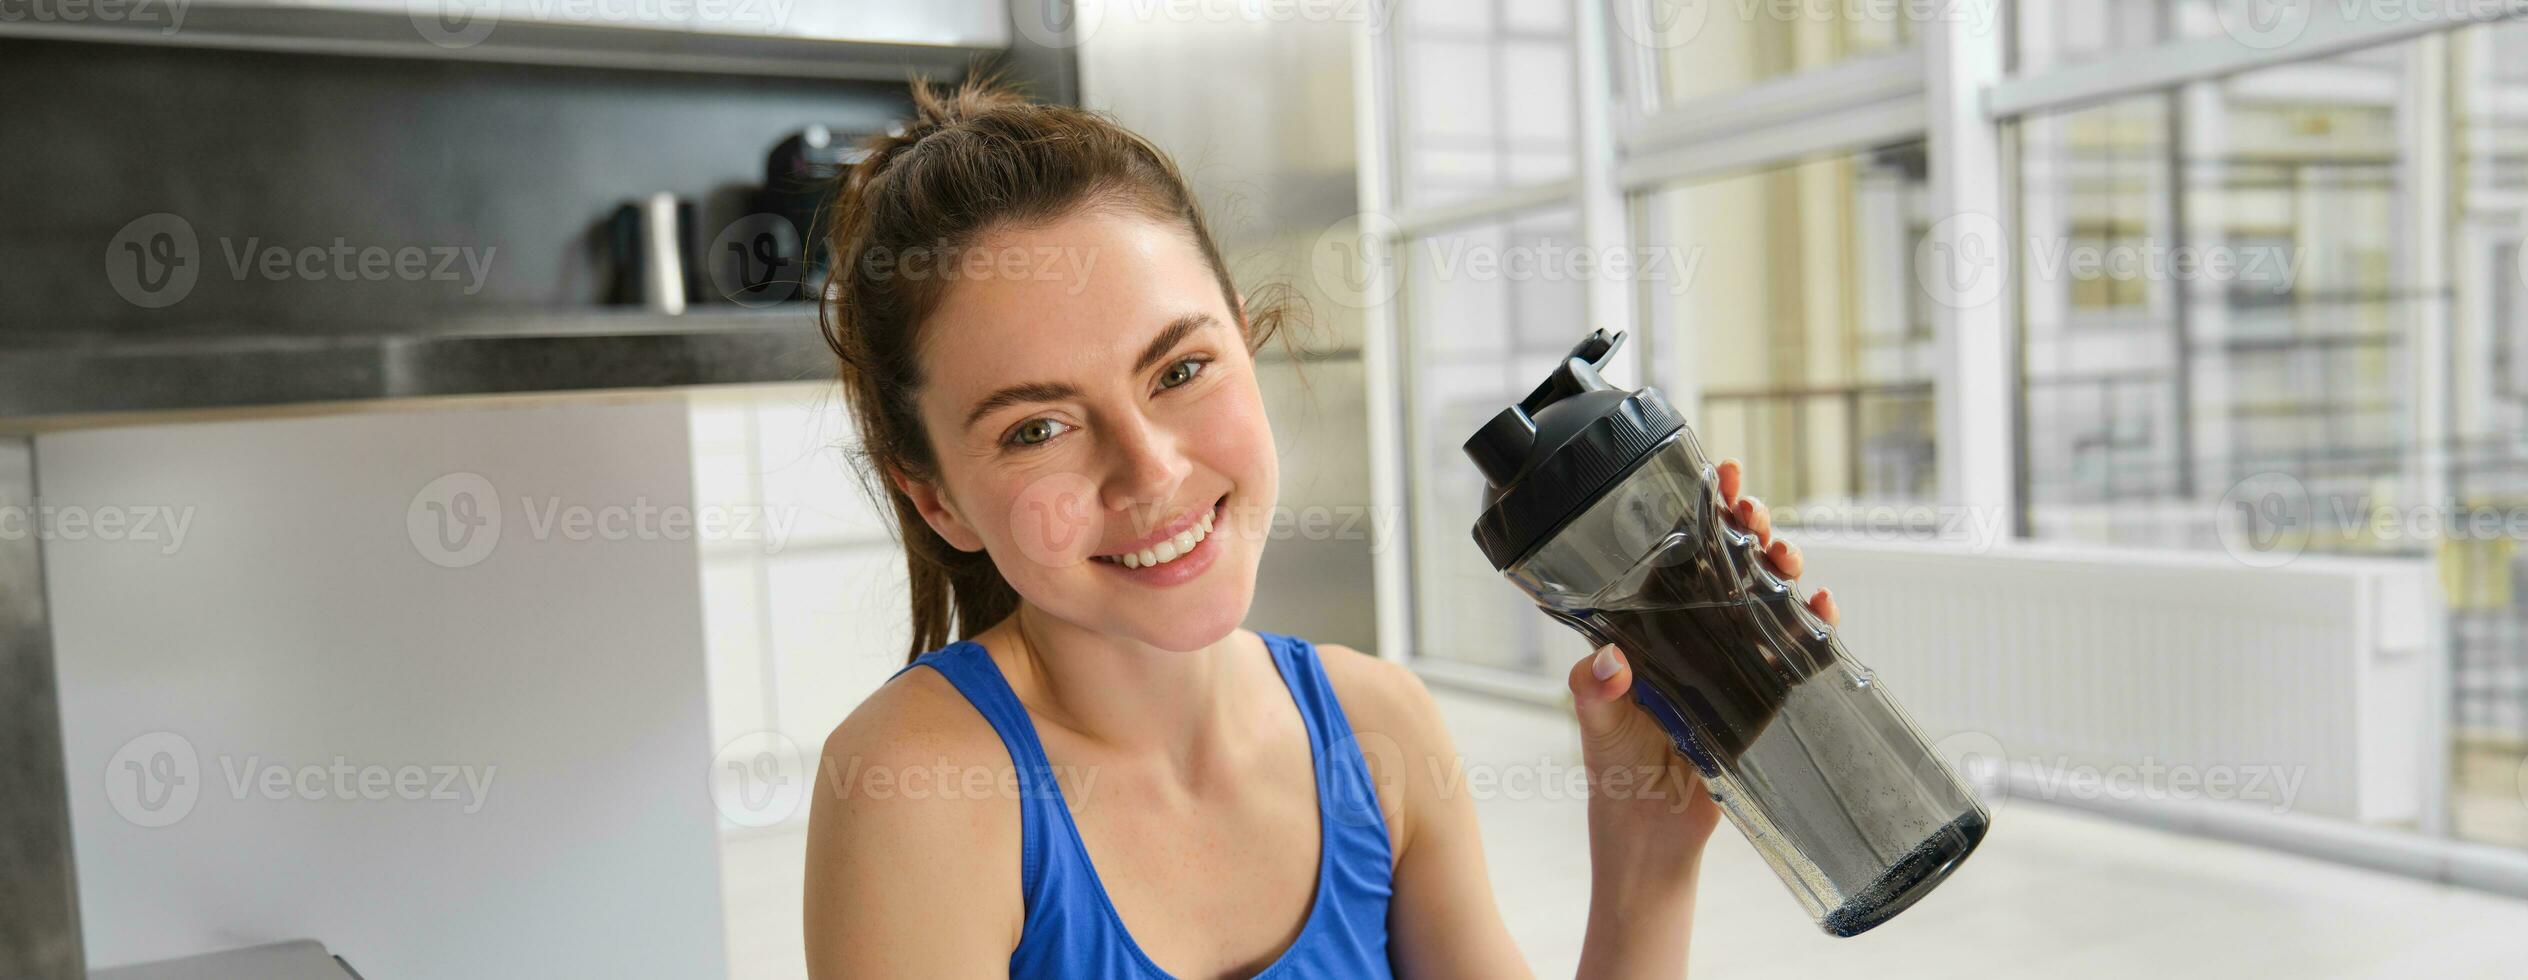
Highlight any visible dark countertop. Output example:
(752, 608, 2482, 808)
(0, 308, 835, 425)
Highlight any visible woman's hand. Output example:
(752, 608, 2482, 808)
(1567, 458, 1838, 978)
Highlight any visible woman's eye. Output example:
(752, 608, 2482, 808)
(1159, 358, 1206, 389)
(1007, 418, 1069, 447)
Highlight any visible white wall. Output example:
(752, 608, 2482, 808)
(42, 396, 728, 979)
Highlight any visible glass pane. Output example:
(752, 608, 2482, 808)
(2017, 0, 2191, 73)
(1392, 0, 1576, 209)
(1629, 0, 1921, 104)
(1637, 142, 1938, 516)
(2016, 1, 2497, 72)
(1401, 206, 1621, 673)
(2015, 26, 2528, 851)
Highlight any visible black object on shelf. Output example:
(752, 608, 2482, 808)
(760, 125, 868, 301)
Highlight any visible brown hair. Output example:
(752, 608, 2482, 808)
(820, 72, 1296, 662)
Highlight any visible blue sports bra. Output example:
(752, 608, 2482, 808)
(895, 631, 1395, 978)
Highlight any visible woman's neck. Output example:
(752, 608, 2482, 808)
(973, 604, 1260, 764)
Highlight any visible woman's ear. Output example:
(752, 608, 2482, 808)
(896, 473, 986, 553)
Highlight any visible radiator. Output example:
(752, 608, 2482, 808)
(1801, 538, 2439, 826)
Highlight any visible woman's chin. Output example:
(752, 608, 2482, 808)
(1116, 581, 1253, 651)
(1119, 573, 1258, 652)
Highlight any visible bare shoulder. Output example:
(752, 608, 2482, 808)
(803, 661, 1021, 976)
(1308, 640, 1445, 743)
(820, 659, 1009, 775)
(809, 662, 1020, 852)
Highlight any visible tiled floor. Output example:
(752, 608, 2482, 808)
(726, 689, 2528, 979)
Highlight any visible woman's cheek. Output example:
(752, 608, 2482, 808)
(1002, 468, 1102, 572)
(1201, 381, 1279, 534)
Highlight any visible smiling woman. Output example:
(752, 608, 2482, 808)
(802, 73, 1831, 980)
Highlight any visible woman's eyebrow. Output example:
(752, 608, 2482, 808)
(1132, 312, 1217, 373)
(963, 380, 1080, 432)
(961, 313, 1220, 433)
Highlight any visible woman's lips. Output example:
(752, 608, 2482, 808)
(1090, 497, 1226, 587)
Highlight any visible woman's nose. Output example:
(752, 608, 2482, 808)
(1098, 413, 1192, 516)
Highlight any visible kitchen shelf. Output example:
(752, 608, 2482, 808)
(0, 4, 1003, 82)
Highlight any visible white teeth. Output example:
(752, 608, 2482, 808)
(1105, 506, 1215, 570)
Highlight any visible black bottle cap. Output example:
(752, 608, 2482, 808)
(1461, 329, 1688, 570)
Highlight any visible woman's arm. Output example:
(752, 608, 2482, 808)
(1340, 458, 1837, 980)
(802, 671, 1023, 979)
(1317, 646, 1535, 979)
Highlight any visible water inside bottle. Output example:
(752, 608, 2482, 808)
(1565, 482, 1987, 936)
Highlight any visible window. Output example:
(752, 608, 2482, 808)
(1637, 142, 1938, 511)
(2007, 18, 2528, 850)
(1383, 3, 1937, 678)
(1398, 207, 1615, 673)
(1631, 0, 1921, 105)
(1376, 0, 2528, 862)
(1392, 0, 1578, 209)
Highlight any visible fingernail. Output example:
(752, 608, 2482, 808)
(1591, 645, 1622, 680)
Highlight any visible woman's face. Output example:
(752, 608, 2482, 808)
(900, 208, 1278, 652)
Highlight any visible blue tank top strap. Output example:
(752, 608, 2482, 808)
(892, 642, 1059, 907)
(1259, 631, 1396, 853)
(1256, 632, 1396, 978)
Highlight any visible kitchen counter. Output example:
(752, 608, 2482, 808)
(0, 308, 831, 426)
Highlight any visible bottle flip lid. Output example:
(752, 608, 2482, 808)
(1461, 329, 1688, 571)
